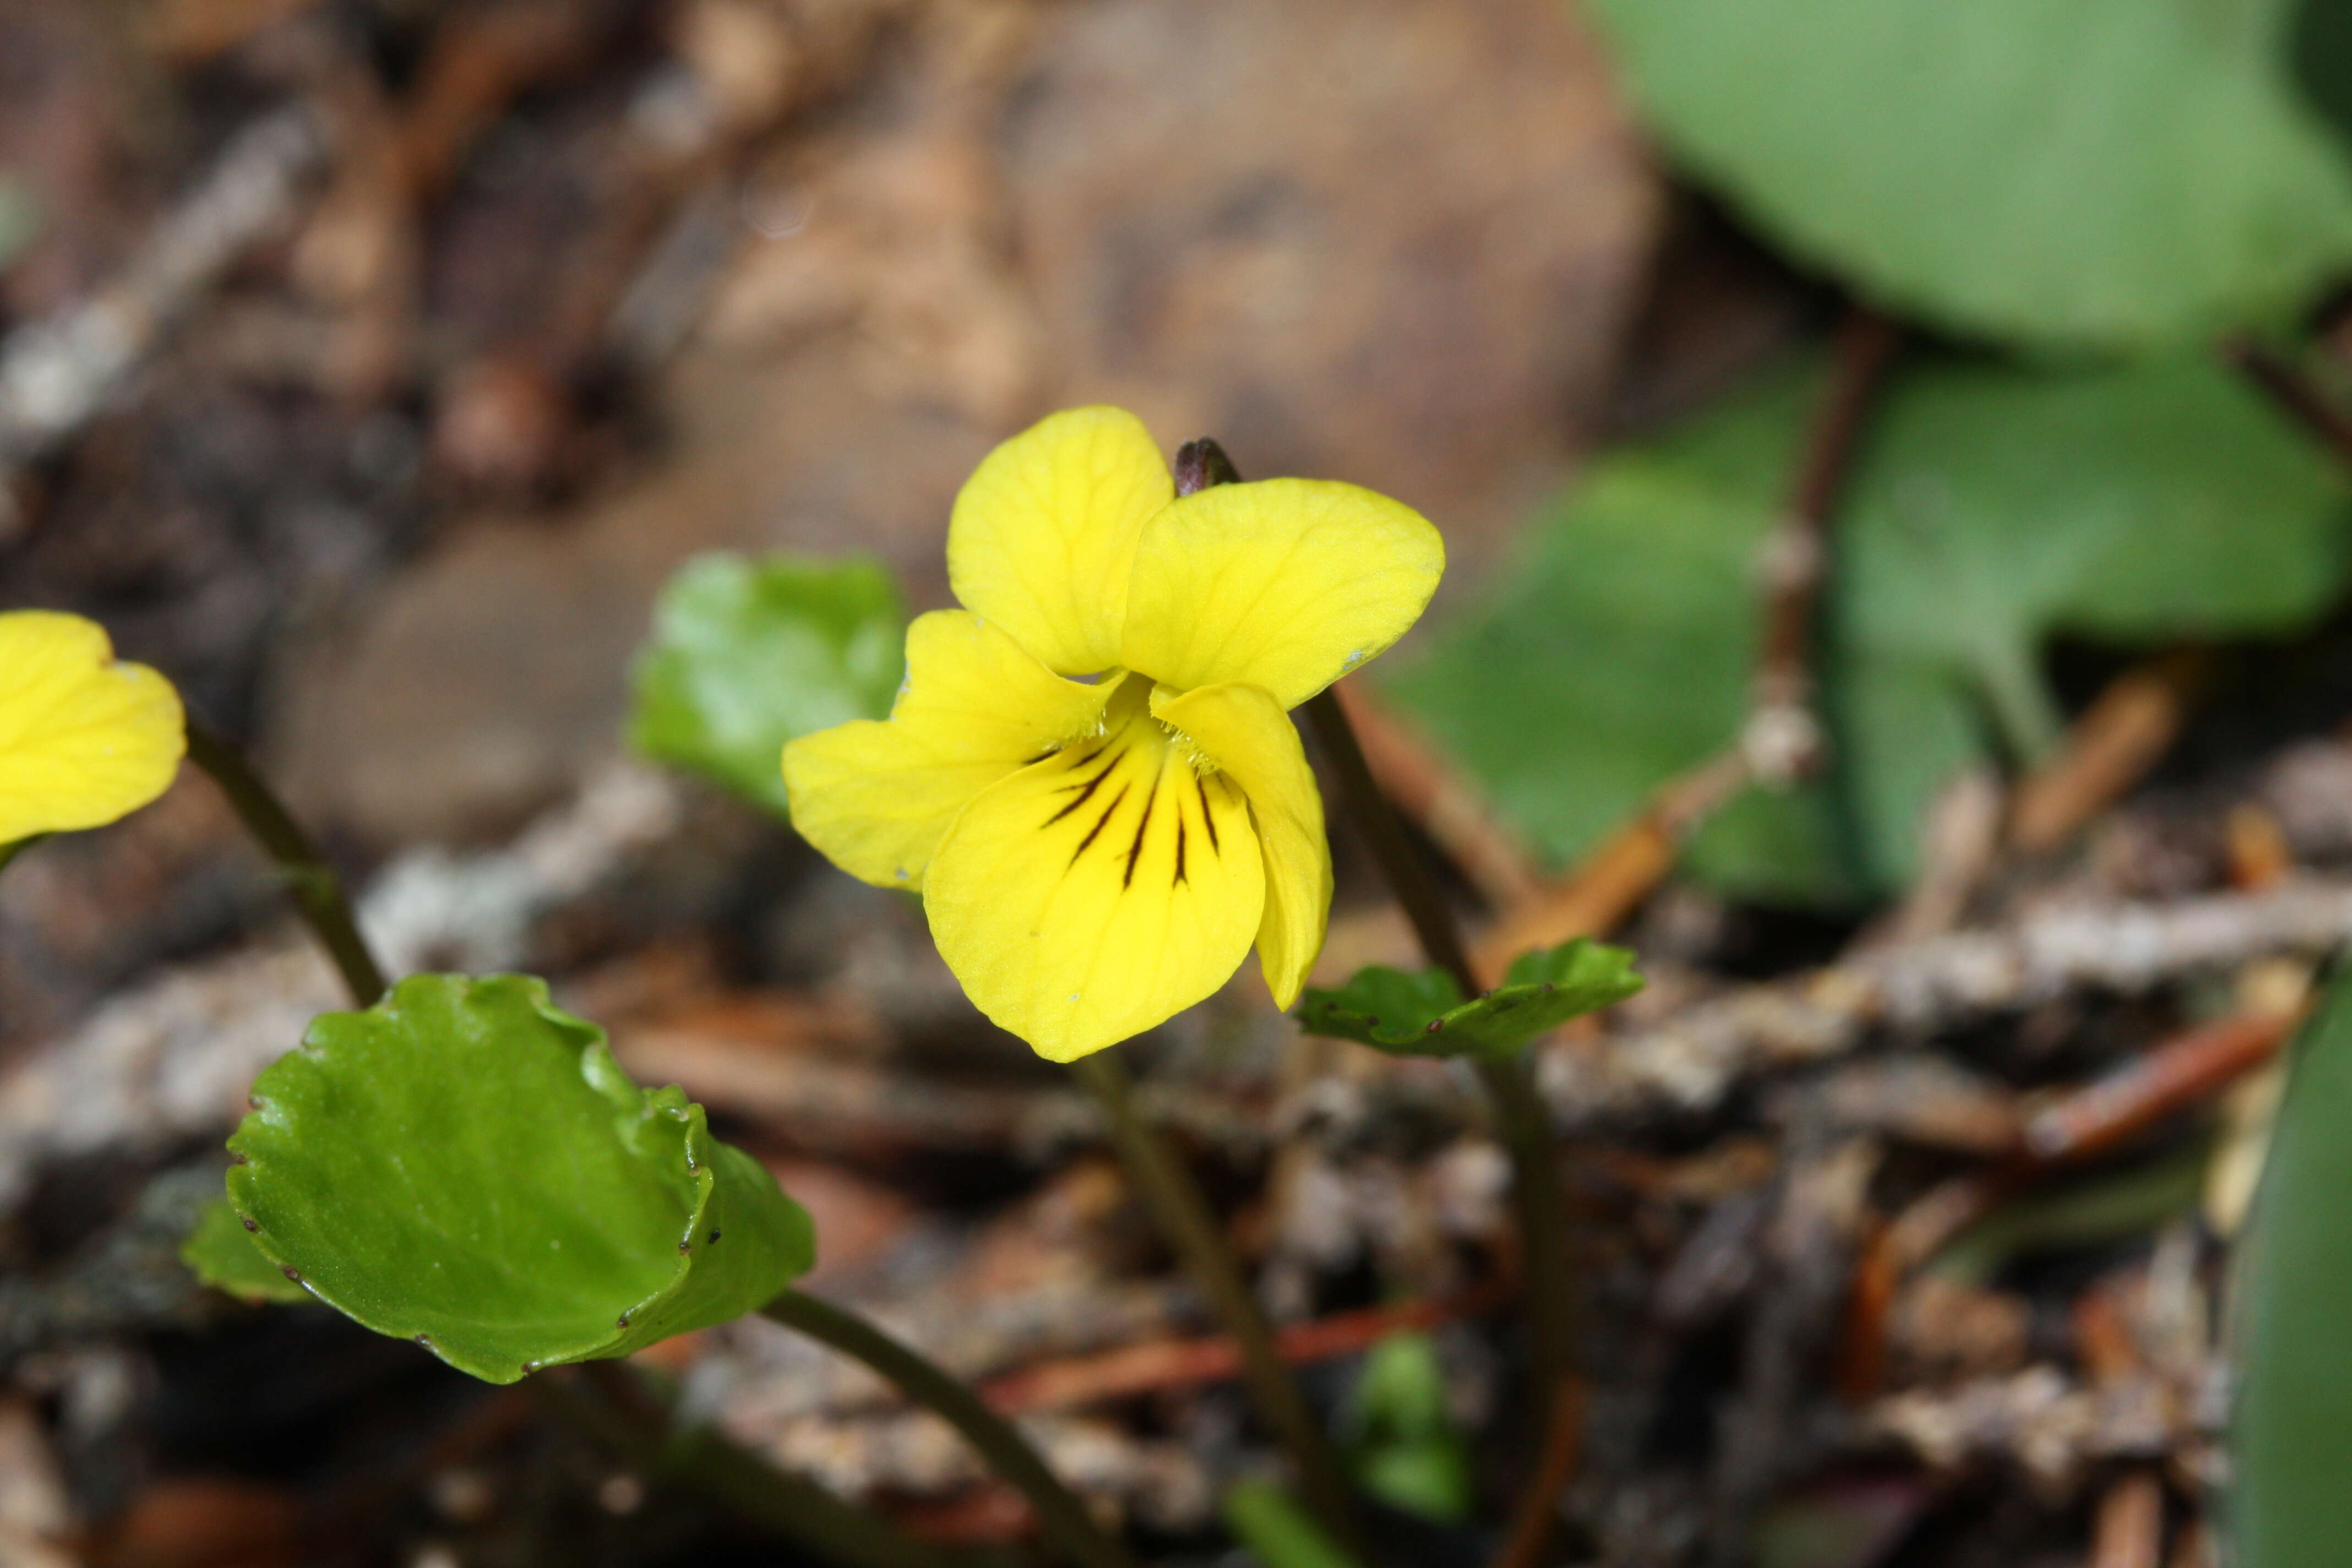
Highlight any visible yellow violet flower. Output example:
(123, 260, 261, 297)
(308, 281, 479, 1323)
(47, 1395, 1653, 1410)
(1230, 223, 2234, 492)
(784, 406, 1444, 1061)
(0, 611, 186, 848)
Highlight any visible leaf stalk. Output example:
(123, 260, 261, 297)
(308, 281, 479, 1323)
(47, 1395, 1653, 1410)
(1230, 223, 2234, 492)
(761, 1287, 1139, 1568)
(1070, 1049, 1365, 1553)
(538, 1362, 983, 1568)
(184, 721, 388, 1008)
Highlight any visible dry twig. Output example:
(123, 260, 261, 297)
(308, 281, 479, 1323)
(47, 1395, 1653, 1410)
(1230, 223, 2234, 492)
(2091, 1472, 2167, 1568)
(1548, 876, 2352, 1127)
(1875, 1004, 2296, 1282)
(978, 1282, 1510, 1415)
(1745, 307, 1902, 786)
(2019, 1010, 2294, 1165)
(2009, 651, 2207, 855)
(1335, 684, 1545, 911)
(1452, 312, 1900, 983)
(1473, 748, 1751, 985)
(0, 107, 327, 523)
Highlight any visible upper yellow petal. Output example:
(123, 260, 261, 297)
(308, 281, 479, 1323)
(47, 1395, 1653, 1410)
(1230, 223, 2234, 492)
(923, 679, 1264, 1061)
(0, 611, 184, 844)
(1120, 478, 1444, 709)
(1151, 681, 1331, 1009)
(948, 406, 1175, 676)
(783, 609, 1114, 890)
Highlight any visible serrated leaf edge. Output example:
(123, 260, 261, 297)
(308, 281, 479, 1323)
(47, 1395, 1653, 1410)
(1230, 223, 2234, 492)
(180, 1195, 312, 1305)
(225, 973, 784, 1382)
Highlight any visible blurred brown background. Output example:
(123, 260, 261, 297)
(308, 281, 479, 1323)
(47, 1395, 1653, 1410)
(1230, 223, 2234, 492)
(0, 0, 1698, 1048)
(9, 0, 1658, 834)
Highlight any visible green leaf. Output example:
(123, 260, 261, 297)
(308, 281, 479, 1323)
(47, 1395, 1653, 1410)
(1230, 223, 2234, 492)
(1589, 0, 2352, 353)
(1929, 1145, 2207, 1287)
(1295, 939, 1643, 1059)
(1383, 352, 2352, 902)
(1342, 1333, 1473, 1525)
(183, 1196, 311, 1305)
(2294, 0, 2352, 151)
(1381, 366, 1861, 905)
(1222, 1480, 1361, 1568)
(2234, 972, 2352, 1566)
(225, 974, 815, 1384)
(628, 553, 905, 815)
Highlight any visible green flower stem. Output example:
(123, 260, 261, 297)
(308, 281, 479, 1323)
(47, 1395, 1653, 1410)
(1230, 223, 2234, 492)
(1070, 1051, 1364, 1555)
(184, 721, 387, 1008)
(1299, 687, 1578, 1407)
(536, 1363, 983, 1568)
(1472, 1056, 1575, 1401)
(761, 1287, 1139, 1568)
(1304, 685, 1582, 1567)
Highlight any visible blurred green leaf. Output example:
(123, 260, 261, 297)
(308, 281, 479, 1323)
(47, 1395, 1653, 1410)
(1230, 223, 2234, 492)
(1222, 1480, 1360, 1568)
(183, 1196, 310, 1305)
(629, 553, 905, 815)
(1591, 0, 2352, 353)
(2234, 972, 2352, 1566)
(1930, 1146, 2207, 1286)
(224, 973, 814, 1384)
(1384, 353, 2352, 903)
(1295, 939, 1643, 1059)
(1382, 366, 1861, 905)
(1341, 1333, 1473, 1525)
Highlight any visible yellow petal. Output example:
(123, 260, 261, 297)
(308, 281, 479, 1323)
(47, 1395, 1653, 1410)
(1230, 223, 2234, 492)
(783, 610, 1114, 890)
(947, 406, 1174, 676)
(1120, 478, 1444, 709)
(924, 679, 1264, 1061)
(0, 611, 184, 845)
(1152, 681, 1330, 1009)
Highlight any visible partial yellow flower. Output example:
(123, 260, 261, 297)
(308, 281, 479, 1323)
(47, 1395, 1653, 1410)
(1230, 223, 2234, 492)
(785, 406, 1444, 1061)
(0, 611, 186, 847)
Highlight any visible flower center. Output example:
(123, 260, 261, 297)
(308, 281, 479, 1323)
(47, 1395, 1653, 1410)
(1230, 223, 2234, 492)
(1028, 676, 1245, 894)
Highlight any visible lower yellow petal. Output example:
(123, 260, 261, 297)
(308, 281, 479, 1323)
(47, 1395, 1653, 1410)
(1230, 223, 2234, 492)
(783, 610, 1113, 889)
(924, 679, 1265, 1061)
(0, 611, 184, 843)
(1152, 682, 1331, 1009)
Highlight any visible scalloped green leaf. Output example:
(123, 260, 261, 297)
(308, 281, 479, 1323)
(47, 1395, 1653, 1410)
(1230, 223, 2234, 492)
(1295, 940, 1643, 1059)
(225, 973, 814, 1384)
(1590, 0, 2352, 353)
(1384, 352, 2352, 903)
(2234, 972, 2352, 1565)
(183, 1196, 311, 1305)
(628, 553, 905, 815)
